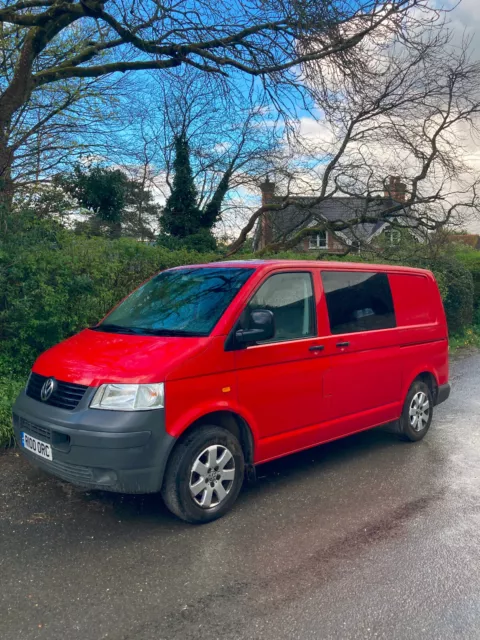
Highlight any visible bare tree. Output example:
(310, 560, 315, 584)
(0, 0, 440, 210)
(0, 17, 128, 207)
(227, 31, 480, 255)
(136, 70, 279, 235)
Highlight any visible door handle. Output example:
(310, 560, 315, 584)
(309, 345, 325, 352)
(336, 341, 350, 348)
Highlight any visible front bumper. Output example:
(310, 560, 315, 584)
(12, 389, 176, 494)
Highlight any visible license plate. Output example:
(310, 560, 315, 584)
(21, 432, 53, 462)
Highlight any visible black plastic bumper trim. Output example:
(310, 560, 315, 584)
(436, 383, 451, 406)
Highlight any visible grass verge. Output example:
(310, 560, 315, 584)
(0, 377, 25, 447)
(449, 326, 480, 354)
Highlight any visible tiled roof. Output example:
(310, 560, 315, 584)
(266, 196, 396, 242)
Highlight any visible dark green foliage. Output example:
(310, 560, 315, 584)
(122, 180, 162, 241)
(157, 228, 217, 252)
(0, 379, 25, 447)
(2, 218, 474, 379)
(183, 230, 218, 253)
(56, 165, 160, 240)
(201, 171, 231, 230)
(433, 259, 474, 334)
(57, 165, 127, 237)
(159, 132, 232, 247)
(161, 134, 202, 238)
(455, 250, 480, 307)
(0, 212, 216, 379)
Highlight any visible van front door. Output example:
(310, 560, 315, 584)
(320, 270, 402, 432)
(233, 270, 329, 463)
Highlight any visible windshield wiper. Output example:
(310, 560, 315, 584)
(90, 324, 142, 335)
(134, 328, 205, 337)
(90, 324, 204, 337)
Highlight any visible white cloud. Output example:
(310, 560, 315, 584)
(445, 0, 480, 57)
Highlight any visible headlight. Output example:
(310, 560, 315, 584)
(90, 383, 164, 411)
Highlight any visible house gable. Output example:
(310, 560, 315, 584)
(254, 178, 419, 252)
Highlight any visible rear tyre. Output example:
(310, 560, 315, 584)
(398, 380, 433, 442)
(161, 425, 245, 524)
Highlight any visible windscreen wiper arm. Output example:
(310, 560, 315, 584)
(135, 328, 205, 337)
(90, 325, 204, 337)
(90, 324, 141, 335)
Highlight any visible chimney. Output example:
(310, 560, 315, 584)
(260, 175, 276, 206)
(385, 176, 407, 203)
(259, 176, 276, 248)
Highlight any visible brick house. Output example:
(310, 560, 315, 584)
(445, 234, 480, 250)
(253, 177, 421, 252)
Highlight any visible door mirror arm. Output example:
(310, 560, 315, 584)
(235, 328, 268, 344)
(225, 309, 275, 350)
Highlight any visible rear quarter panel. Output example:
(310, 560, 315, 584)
(389, 271, 448, 399)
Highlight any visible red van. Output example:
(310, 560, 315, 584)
(13, 260, 450, 523)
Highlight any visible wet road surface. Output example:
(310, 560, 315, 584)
(1, 351, 480, 640)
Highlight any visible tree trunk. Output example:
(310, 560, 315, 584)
(0, 27, 47, 216)
(0, 125, 15, 218)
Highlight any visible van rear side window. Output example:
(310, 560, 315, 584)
(388, 273, 437, 326)
(322, 271, 396, 334)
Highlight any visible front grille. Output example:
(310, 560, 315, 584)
(26, 373, 88, 410)
(20, 418, 51, 442)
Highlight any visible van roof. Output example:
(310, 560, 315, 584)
(170, 259, 432, 276)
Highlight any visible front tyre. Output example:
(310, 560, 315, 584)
(398, 380, 433, 442)
(161, 425, 245, 523)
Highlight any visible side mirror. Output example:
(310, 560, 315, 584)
(235, 309, 275, 344)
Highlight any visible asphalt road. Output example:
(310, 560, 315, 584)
(1, 351, 480, 640)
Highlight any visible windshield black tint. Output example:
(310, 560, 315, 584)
(98, 267, 254, 336)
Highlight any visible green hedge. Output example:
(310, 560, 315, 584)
(0, 217, 476, 446)
(0, 379, 25, 447)
(430, 258, 474, 334)
(455, 250, 480, 307)
(0, 216, 216, 378)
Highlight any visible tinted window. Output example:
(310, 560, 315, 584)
(322, 271, 396, 334)
(97, 268, 253, 337)
(246, 272, 316, 341)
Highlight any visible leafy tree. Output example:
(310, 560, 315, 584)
(159, 130, 229, 249)
(57, 165, 160, 239)
(122, 178, 162, 242)
(57, 165, 127, 238)
(161, 134, 202, 238)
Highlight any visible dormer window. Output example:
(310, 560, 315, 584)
(384, 228, 401, 246)
(308, 231, 328, 249)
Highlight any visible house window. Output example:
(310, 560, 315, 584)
(383, 229, 401, 246)
(309, 231, 328, 249)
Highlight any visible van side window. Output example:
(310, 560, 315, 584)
(247, 272, 316, 342)
(322, 271, 396, 334)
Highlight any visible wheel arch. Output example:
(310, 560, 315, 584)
(174, 410, 255, 464)
(407, 369, 439, 404)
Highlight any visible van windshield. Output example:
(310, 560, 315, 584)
(94, 267, 254, 337)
